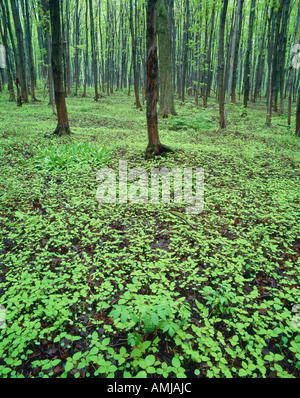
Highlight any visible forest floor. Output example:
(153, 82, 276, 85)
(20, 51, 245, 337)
(0, 88, 299, 378)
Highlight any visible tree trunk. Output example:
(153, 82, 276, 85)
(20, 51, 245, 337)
(224, 0, 241, 125)
(89, 0, 99, 101)
(181, 0, 190, 102)
(130, 0, 141, 108)
(74, 0, 80, 96)
(22, 0, 37, 101)
(218, 0, 228, 129)
(49, 0, 70, 135)
(41, 0, 56, 115)
(271, 0, 284, 114)
(10, 0, 28, 103)
(243, 0, 256, 108)
(297, 85, 300, 137)
(288, 0, 300, 125)
(231, 0, 243, 103)
(278, 0, 291, 115)
(0, 0, 15, 101)
(145, 0, 170, 158)
(157, 0, 176, 117)
(83, 0, 88, 97)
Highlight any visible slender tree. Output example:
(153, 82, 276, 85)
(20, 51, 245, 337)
(218, 0, 228, 129)
(0, 0, 15, 101)
(89, 0, 99, 101)
(130, 0, 141, 108)
(297, 85, 300, 136)
(157, 0, 176, 117)
(288, 0, 300, 126)
(243, 0, 256, 108)
(145, 0, 170, 158)
(49, 0, 70, 135)
(10, 0, 28, 103)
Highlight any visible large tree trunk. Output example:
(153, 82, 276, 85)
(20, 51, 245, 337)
(157, 0, 176, 117)
(145, 0, 170, 158)
(49, 0, 70, 136)
(218, 0, 228, 129)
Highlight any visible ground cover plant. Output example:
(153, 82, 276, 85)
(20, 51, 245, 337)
(0, 88, 300, 378)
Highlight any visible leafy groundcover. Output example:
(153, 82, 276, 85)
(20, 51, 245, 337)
(0, 89, 299, 378)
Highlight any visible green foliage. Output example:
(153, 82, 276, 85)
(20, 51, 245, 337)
(0, 89, 299, 379)
(23, 142, 111, 171)
(167, 114, 213, 131)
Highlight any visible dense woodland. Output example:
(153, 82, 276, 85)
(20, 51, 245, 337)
(0, 0, 300, 380)
(0, 0, 300, 142)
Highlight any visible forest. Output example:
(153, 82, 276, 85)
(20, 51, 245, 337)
(0, 0, 300, 380)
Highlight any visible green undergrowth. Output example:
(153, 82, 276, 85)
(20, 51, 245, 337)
(0, 88, 299, 378)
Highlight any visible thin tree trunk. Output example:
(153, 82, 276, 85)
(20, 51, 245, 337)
(130, 0, 141, 108)
(22, 0, 38, 101)
(41, 0, 56, 115)
(288, 0, 300, 125)
(297, 85, 300, 136)
(218, 0, 228, 129)
(157, 0, 176, 117)
(145, 0, 170, 158)
(49, 0, 70, 135)
(243, 0, 256, 108)
(89, 0, 98, 101)
(231, 0, 244, 103)
(10, 0, 28, 103)
(83, 0, 88, 97)
(224, 0, 241, 125)
(0, 0, 15, 101)
(181, 0, 190, 102)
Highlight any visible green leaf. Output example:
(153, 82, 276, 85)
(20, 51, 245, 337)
(238, 368, 247, 377)
(172, 357, 181, 368)
(135, 371, 147, 378)
(145, 355, 155, 366)
(73, 352, 82, 361)
(65, 362, 73, 372)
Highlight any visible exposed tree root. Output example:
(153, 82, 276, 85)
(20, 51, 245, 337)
(145, 143, 173, 159)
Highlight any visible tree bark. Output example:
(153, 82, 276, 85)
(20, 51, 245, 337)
(218, 0, 228, 129)
(145, 0, 170, 158)
(89, 0, 99, 101)
(10, 0, 28, 103)
(181, 0, 190, 102)
(41, 0, 56, 115)
(0, 0, 15, 101)
(297, 85, 300, 137)
(49, 0, 70, 135)
(288, 0, 300, 125)
(21, 0, 37, 101)
(243, 0, 256, 108)
(224, 0, 241, 125)
(231, 0, 243, 103)
(157, 0, 176, 117)
(130, 0, 141, 108)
